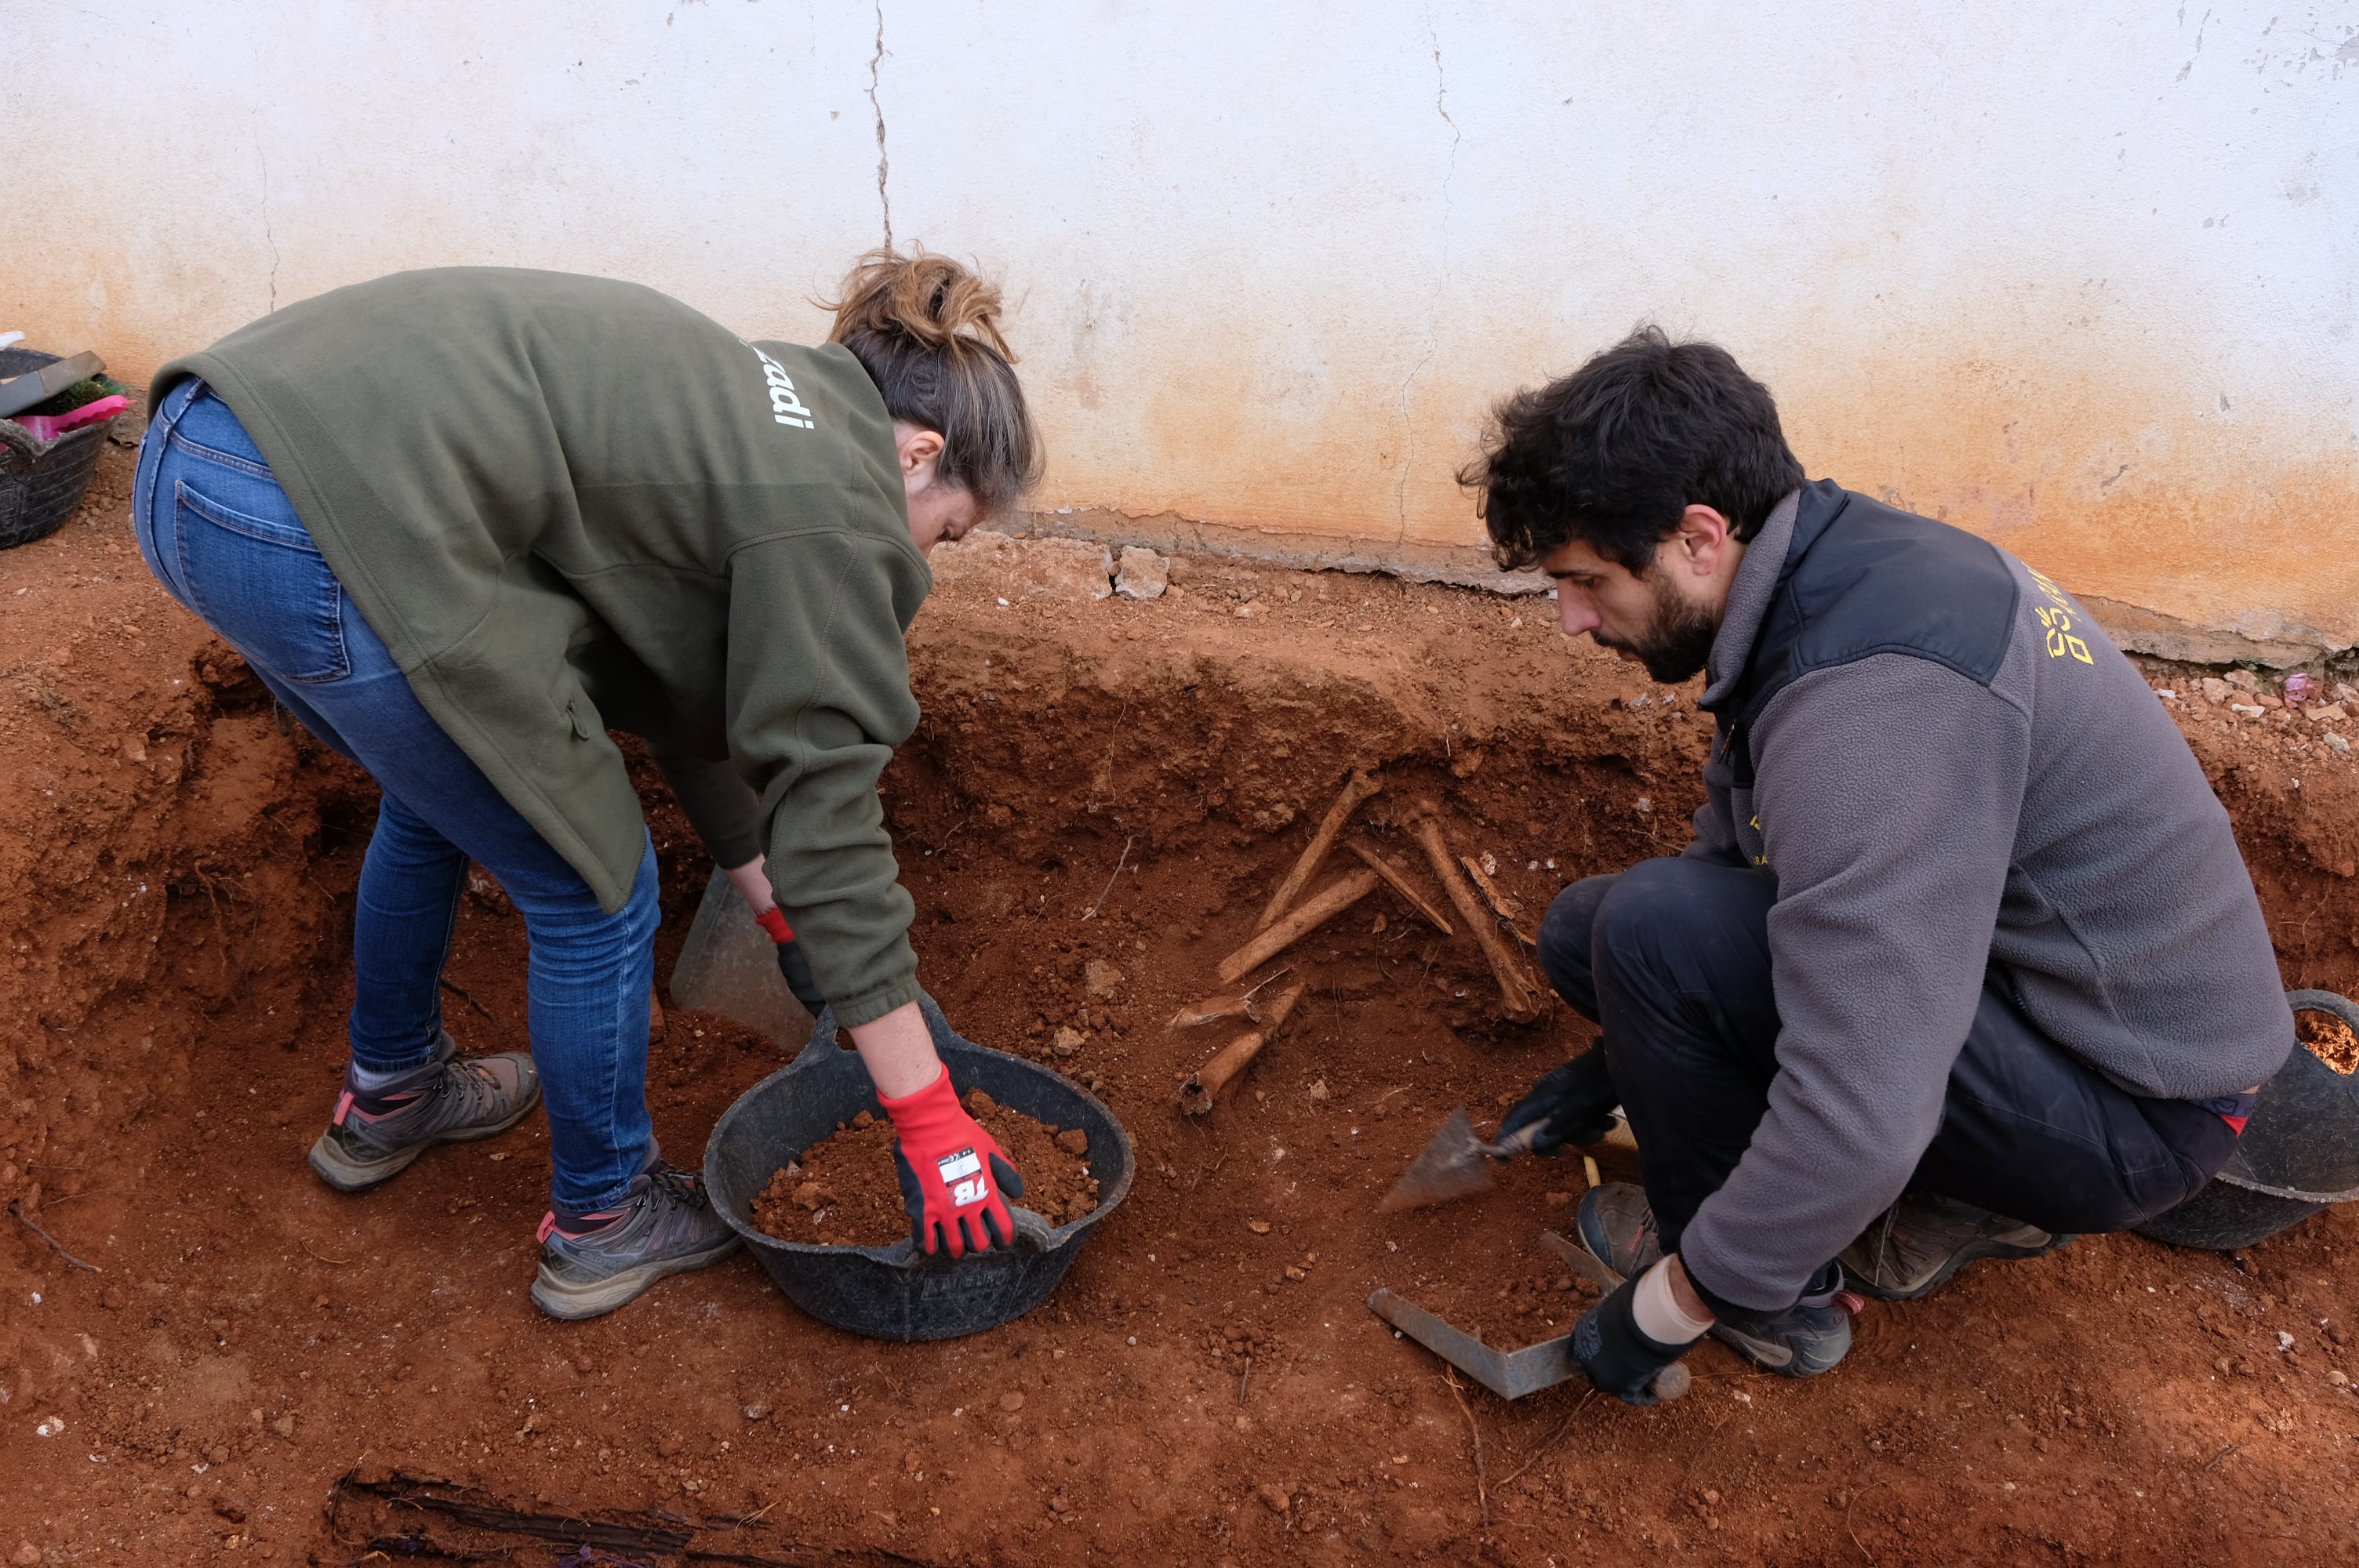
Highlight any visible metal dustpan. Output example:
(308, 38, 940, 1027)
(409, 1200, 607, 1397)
(670, 866, 814, 1047)
(1367, 1229, 1688, 1402)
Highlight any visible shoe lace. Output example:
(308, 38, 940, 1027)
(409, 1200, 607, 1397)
(433, 1054, 511, 1119)
(1866, 1203, 1900, 1278)
(644, 1163, 702, 1209)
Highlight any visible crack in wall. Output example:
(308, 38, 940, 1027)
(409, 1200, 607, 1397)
(251, 47, 281, 313)
(256, 141, 281, 313)
(1394, 13, 1463, 542)
(867, 2, 893, 249)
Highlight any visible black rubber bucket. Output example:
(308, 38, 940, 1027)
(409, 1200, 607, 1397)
(704, 993, 1134, 1341)
(2136, 990, 2359, 1251)
(0, 348, 118, 550)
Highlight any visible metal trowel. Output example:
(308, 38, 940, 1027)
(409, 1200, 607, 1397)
(1379, 1106, 1543, 1212)
(1381, 1103, 1638, 1213)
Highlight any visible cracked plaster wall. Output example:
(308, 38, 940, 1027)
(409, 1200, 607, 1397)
(5, 2, 2355, 655)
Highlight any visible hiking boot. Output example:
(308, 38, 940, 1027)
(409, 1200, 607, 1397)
(530, 1162, 742, 1321)
(1840, 1192, 2070, 1301)
(1576, 1181, 1852, 1378)
(308, 1034, 540, 1192)
(1574, 1181, 1665, 1278)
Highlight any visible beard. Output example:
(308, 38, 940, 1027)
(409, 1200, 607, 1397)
(1596, 571, 1720, 685)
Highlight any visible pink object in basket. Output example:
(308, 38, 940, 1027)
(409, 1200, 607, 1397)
(16, 394, 128, 442)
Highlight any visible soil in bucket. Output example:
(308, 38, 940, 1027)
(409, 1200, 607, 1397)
(2299, 1007, 2358, 1075)
(749, 1089, 1101, 1247)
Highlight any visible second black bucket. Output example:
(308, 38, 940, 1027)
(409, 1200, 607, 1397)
(0, 347, 118, 550)
(2136, 989, 2359, 1251)
(704, 993, 1135, 1341)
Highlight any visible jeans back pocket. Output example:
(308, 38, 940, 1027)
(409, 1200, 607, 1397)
(173, 478, 351, 684)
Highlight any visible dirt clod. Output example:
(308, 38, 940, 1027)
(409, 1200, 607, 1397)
(2298, 1008, 2358, 1075)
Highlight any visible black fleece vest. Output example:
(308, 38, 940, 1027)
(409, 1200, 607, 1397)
(1713, 480, 2022, 791)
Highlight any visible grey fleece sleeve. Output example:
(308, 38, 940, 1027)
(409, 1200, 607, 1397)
(1677, 653, 2030, 1312)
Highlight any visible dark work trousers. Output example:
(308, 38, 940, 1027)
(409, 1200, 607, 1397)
(1537, 858, 2238, 1294)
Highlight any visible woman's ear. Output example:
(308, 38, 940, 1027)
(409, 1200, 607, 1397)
(896, 423, 946, 485)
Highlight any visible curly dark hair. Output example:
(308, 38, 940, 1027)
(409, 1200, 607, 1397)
(1461, 326, 1803, 573)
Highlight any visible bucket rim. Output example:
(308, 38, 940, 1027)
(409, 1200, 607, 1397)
(2208, 989, 2359, 1203)
(703, 996, 1136, 1265)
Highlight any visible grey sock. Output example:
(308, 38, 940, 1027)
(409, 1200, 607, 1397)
(347, 1033, 455, 1096)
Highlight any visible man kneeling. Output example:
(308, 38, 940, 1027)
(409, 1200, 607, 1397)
(1464, 328, 2292, 1403)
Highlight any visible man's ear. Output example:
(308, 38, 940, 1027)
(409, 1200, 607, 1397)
(1671, 505, 1735, 579)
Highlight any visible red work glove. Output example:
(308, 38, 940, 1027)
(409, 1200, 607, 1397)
(878, 1066, 1026, 1258)
(752, 906, 826, 1016)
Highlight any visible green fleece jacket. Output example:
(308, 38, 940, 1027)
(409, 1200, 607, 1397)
(154, 267, 930, 1028)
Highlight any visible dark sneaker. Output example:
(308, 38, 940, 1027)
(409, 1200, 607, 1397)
(1841, 1192, 2069, 1301)
(1576, 1182, 1852, 1378)
(530, 1163, 741, 1321)
(308, 1034, 540, 1192)
(1710, 1271, 1854, 1377)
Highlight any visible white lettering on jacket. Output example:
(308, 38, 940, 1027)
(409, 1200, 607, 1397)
(752, 347, 813, 430)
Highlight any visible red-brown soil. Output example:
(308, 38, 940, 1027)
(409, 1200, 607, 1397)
(750, 1094, 1100, 1248)
(2299, 1009, 2358, 1075)
(6, 438, 2359, 1564)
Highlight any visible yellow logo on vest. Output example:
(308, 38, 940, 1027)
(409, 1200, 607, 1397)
(2027, 568, 2094, 665)
(1749, 812, 1768, 867)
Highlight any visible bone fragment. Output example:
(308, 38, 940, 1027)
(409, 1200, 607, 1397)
(1167, 967, 1294, 1030)
(1407, 806, 1547, 1022)
(1458, 855, 1524, 920)
(1215, 868, 1381, 986)
(1459, 856, 1536, 946)
(1256, 769, 1385, 931)
(1181, 982, 1307, 1113)
(1344, 840, 1454, 935)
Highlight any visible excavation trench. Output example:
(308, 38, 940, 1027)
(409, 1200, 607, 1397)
(6, 465, 2359, 1563)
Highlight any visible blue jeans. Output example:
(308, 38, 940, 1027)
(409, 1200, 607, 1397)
(133, 379, 659, 1212)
